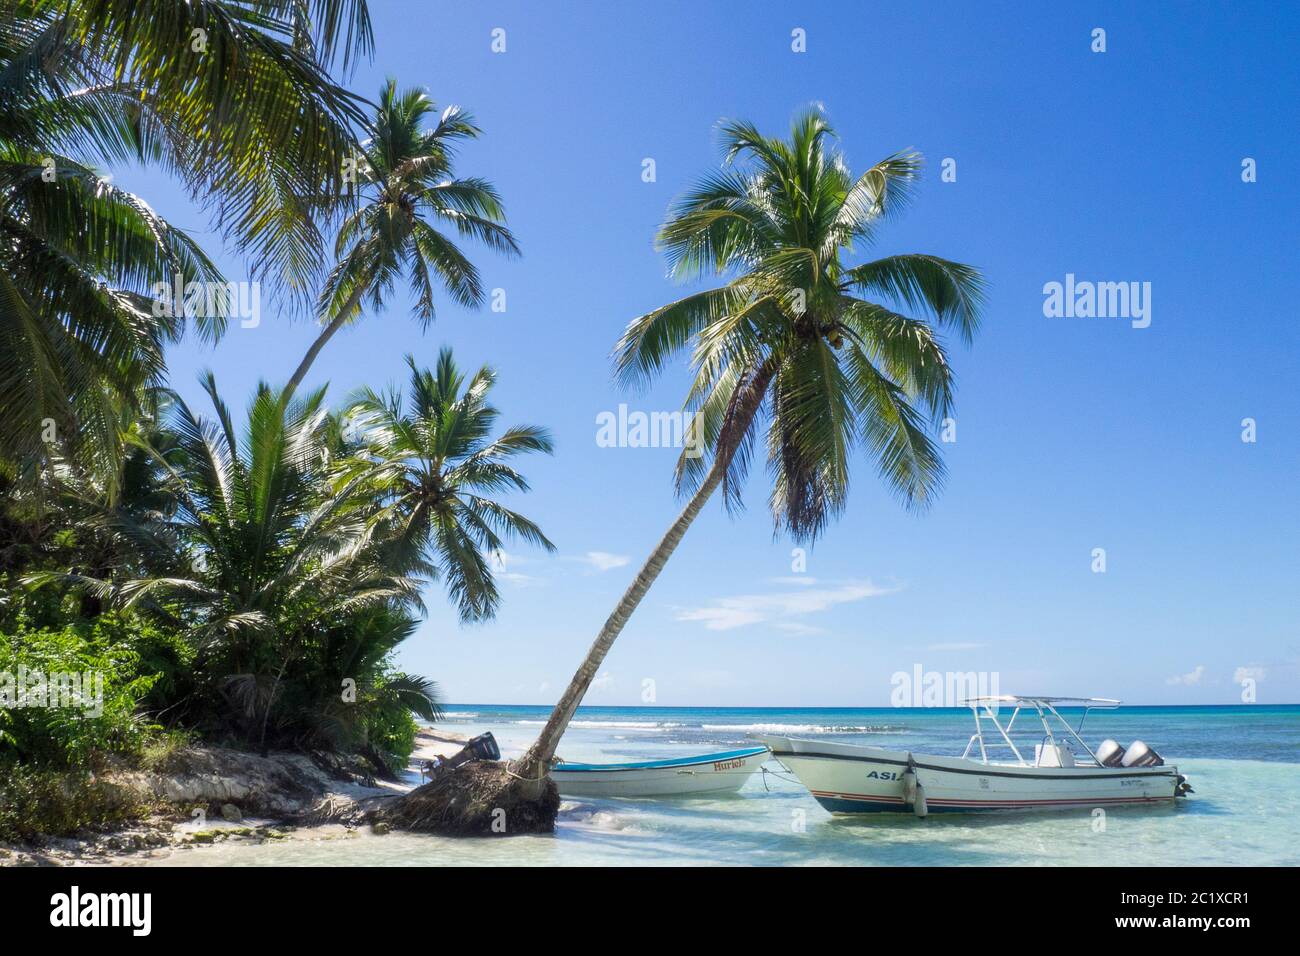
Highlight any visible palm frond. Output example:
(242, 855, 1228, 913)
(842, 254, 985, 344)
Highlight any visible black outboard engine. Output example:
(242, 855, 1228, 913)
(1120, 739, 1164, 767)
(425, 732, 501, 776)
(1096, 739, 1126, 767)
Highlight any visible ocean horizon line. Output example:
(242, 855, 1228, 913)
(441, 702, 1300, 712)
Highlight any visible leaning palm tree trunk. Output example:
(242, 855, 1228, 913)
(285, 284, 368, 396)
(515, 363, 775, 780)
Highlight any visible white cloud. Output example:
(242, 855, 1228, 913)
(927, 642, 987, 652)
(489, 551, 544, 587)
(679, 606, 766, 630)
(492, 548, 631, 581)
(1233, 665, 1266, 683)
(501, 571, 543, 586)
(590, 671, 614, 692)
(490, 549, 519, 569)
(1166, 664, 1205, 687)
(578, 551, 630, 572)
(771, 620, 827, 635)
(675, 579, 898, 632)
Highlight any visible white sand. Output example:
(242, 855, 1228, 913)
(409, 727, 468, 765)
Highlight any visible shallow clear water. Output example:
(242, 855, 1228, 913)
(145, 705, 1300, 866)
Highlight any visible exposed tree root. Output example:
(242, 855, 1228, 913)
(377, 761, 558, 836)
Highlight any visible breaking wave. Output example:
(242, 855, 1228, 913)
(515, 719, 687, 730)
(701, 723, 895, 734)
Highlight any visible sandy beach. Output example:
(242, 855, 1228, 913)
(0, 727, 473, 866)
(410, 728, 469, 765)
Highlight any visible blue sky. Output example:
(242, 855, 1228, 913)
(122, 1, 1298, 706)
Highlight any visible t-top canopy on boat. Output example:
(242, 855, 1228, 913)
(958, 696, 1121, 766)
(961, 695, 1121, 708)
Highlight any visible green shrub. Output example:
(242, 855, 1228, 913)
(363, 694, 420, 777)
(138, 728, 195, 771)
(0, 764, 144, 841)
(0, 612, 186, 769)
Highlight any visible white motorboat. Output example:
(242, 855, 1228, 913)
(550, 746, 770, 798)
(761, 696, 1193, 816)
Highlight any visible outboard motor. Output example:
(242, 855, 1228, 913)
(424, 732, 501, 777)
(1120, 739, 1164, 767)
(1096, 738, 1126, 767)
(448, 731, 501, 767)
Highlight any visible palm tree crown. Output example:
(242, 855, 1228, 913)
(286, 81, 519, 392)
(344, 349, 555, 622)
(616, 108, 985, 540)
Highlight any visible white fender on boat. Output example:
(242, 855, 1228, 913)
(902, 764, 918, 804)
(903, 756, 928, 818)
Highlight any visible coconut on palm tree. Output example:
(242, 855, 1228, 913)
(514, 109, 986, 781)
(341, 349, 556, 622)
(285, 82, 519, 394)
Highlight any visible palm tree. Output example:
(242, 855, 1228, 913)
(284, 81, 519, 395)
(342, 349, 555, 622)
(0, 391, 181, 620)
(27, 375, 423, 749)
(0, 0, 372, 484)
(4, 0, 372, 296)
(516, 110, 986, 778)
(0, 139, 227, 490)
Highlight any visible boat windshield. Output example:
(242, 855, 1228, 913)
(958, 696, 1120, 767)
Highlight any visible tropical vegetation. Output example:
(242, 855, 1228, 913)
(0, 0, 372, 489)
(0, 0, 550, 840)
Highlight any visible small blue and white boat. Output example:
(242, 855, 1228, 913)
(550, 746, 770, 798)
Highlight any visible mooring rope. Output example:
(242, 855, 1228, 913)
(759, 763, 801, 791)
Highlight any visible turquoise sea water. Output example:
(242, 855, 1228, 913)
(149, 704, 1300, 866)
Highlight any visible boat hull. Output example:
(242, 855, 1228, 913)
(760, 736, 1182, 814)
(550, 746, 769, 798)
